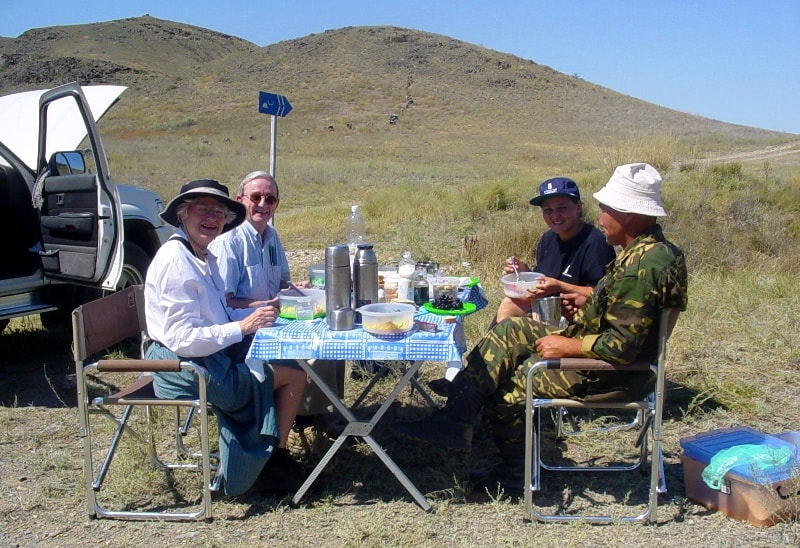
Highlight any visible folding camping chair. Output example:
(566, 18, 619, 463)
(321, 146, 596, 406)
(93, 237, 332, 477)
(73, 285, 219, 521)
(524, 308, 679, 524)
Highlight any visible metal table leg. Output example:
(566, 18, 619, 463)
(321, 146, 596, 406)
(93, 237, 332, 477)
(292, 359, 432, 511)
(351, 360, 439, 410)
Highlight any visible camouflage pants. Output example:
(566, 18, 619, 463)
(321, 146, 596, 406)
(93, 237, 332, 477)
(460, 317, 654, 443)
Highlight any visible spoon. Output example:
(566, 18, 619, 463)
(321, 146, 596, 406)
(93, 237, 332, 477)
(509, 257, 521, 281)
(285, 281, 307, 297)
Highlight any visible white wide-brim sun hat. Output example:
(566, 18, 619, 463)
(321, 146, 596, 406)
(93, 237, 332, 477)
(593, 163, 668, 217)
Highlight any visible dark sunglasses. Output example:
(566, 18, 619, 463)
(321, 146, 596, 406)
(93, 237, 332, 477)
(245, 193, 278, 205)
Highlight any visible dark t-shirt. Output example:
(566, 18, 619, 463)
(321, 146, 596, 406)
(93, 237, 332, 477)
(533, 223, 616, 288)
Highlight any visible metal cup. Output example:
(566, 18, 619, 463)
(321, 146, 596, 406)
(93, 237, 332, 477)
(328, 308, 355, 331)
(537, 296, 561, 328)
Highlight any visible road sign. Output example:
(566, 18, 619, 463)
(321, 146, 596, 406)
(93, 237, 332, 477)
(258, 91, 292, 117)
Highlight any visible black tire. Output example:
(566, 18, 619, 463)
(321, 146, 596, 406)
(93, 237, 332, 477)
(117, 241, 150, 290)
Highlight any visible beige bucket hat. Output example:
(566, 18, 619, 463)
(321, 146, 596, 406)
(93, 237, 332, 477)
(593, 163, 667, 217)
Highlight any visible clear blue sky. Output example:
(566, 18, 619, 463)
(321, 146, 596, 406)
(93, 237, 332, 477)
(3, 1, 798, 134)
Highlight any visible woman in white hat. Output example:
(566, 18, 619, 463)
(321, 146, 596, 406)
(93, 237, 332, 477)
(144, 179, 307, 497)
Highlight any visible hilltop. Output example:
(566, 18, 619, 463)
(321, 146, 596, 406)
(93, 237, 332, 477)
(1, 16, 797, 195)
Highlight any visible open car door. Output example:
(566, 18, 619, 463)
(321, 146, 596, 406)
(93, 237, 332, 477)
(34, 83, 124, 289)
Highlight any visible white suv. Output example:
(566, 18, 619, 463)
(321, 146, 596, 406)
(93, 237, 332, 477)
(0, 82, 171, 332)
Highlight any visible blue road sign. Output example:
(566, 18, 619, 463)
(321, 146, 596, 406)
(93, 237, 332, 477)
(258, 91, 292, 117)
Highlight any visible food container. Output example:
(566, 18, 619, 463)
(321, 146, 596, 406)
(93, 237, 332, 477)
(431, 276, 461, 301)
(278, 288, 326, 319)
(415, 260, 439, 275)
(358, 303, 416, 335)
(307, 263, 325, 289)
(679, 426, 800, 527)
(380, 271, 399, 302)
(501, 272, 542, 298)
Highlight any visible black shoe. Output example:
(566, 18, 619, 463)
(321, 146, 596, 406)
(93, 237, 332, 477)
(471, 467, 524, 498)
(313, 412, 347, 439)
(254, 447, 304, 495)
(292, 413, 316, 433)
(427, 377, 452, 397)
(471, 438, 525, 498)
(350, 360, 381, 380)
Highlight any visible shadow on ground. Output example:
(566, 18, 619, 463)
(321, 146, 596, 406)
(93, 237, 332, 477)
(0, 324, 77, 408)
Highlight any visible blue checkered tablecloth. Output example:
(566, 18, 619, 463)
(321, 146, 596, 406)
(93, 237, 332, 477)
(246, 312, 467, 367)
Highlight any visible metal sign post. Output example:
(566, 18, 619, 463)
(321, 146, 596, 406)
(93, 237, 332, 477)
(258, 91, 292, 177)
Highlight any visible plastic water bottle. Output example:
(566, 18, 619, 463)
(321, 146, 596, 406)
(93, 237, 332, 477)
(345, 204, 366, 265)
(397, 250, 415, 301)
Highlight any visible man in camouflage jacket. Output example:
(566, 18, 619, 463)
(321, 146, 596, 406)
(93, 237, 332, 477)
(393, 163, 688, 496)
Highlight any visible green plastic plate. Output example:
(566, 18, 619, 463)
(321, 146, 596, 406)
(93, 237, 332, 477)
(422, 301, 477, 316)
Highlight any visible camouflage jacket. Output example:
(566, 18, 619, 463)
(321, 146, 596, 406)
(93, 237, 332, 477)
(563, 224, 688, 364)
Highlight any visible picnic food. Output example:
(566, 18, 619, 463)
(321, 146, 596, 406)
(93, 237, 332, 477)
(432, 294, 463, 310)
(359, 303, 416, 335)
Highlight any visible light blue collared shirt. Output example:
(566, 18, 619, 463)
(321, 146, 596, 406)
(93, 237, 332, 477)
(209, 221, 290, 301)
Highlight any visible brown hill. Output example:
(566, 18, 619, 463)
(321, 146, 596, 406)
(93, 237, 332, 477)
(1, 16, 797, 192)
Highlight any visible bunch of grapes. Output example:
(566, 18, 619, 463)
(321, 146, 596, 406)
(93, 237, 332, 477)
(432, 294, 463, 310)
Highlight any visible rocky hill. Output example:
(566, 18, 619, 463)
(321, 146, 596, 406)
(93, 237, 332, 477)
(1, 16, 796, 192)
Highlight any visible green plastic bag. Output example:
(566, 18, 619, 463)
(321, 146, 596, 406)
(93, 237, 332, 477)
(702, 444, 792, 490)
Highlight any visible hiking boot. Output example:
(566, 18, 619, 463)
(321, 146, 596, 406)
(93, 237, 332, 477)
(427, 377, 451, 397)
(254, 447, 305, 495)
(391, 371, 483, 452)
(471, 465, 525, 498)
(470, 437, 526, 498)
(313, 411, 347, 439)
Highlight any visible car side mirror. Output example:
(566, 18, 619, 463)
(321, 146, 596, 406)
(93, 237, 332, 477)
(49, 150, 86, 176)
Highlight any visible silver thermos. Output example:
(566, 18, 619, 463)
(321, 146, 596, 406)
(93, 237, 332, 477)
(325, 244, 352, 329)
(353, 243, 378, 308)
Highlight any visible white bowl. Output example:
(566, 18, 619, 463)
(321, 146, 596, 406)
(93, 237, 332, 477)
(501, 272, 542, 298)
(358, 302, 416, 335)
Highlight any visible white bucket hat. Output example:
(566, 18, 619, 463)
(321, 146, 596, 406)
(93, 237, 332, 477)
(593, 163, 667, 217)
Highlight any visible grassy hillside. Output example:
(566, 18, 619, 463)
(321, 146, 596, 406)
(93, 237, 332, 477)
(1, 18, 796, 195)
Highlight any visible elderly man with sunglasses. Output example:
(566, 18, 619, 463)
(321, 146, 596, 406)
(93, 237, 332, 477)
(210, 171, 346, 488)
(211, 171, 290, 306)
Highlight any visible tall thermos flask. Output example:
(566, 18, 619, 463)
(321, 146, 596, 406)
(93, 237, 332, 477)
(353, 243, 378, 308)
(325, 244, 351, 328)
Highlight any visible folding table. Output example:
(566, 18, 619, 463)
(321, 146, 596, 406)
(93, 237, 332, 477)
(245, 311, 466, 511)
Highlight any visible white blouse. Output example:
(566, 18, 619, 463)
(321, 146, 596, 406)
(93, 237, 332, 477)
(144, 229, 253, 358)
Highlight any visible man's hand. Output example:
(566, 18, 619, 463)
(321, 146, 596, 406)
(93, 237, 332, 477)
(535, 334, 583, 359)
(560, 292, 587, 320)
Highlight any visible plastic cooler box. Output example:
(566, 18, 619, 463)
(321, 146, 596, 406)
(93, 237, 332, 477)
(679, 426, 800, 526)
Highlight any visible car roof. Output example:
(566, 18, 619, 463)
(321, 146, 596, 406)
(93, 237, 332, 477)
(0, 84, 126, 171)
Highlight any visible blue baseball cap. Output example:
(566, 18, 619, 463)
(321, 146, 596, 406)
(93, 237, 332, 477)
(529, 177, 581, 206)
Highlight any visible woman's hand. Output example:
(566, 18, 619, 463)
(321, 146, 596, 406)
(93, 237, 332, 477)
(239, 300, 279, 335)
(527, 275, 558, 299)
(503, 255, 530, 275)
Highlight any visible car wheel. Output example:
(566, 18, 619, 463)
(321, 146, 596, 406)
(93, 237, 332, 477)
(0, 319, 8, 334)
(117, 242, 150, 289)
